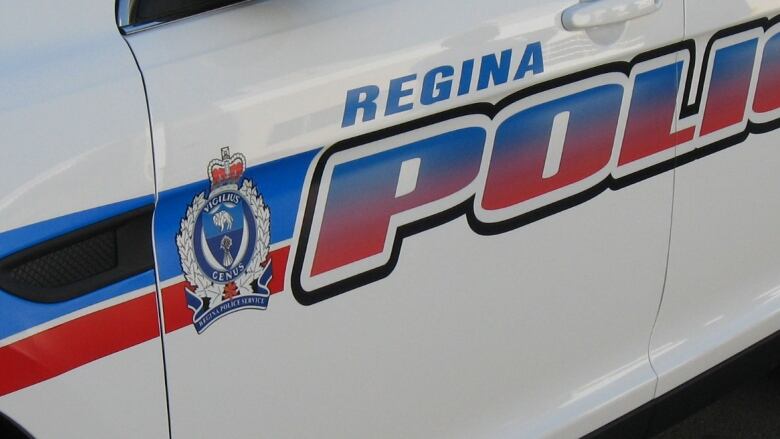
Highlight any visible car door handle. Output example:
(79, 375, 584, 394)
(562, 0, 663, 31)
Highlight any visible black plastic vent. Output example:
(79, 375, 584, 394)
(10, 230, 117, 289)
(0, 206, 154, 303)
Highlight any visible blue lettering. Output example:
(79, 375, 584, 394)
(514, 42, 544, 80)
(458, 59, 475, 96)
(421, 65, 455, 105)
(342, 85, 380, 127)
(478, 49, 512, 90)
(386, 74, 417, 116)
(341, 42, 544, 126)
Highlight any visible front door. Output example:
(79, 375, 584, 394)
(125, 1, 686, 437)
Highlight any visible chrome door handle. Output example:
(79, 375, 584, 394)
(562, 0, 663, 31)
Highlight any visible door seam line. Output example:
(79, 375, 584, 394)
(120, 34, 174, 439)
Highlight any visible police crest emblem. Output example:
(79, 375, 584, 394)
(176, 147, 272, 333)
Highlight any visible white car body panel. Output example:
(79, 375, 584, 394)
(1, 341, 169, 439)
(0, 1, 156, 232)
(0, 1, 779, 438)
(650, 0, 780, 396)
(124, 1, 685, 437)
(0, 1, 167, 437)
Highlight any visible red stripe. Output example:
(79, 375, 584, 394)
(161, 282, 193, 334)
(162, 245, 290, 333)
(0, 292, 160, 396)
(267, 246, 290, 294)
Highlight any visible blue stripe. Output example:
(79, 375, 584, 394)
(0, 271, 155, 340)
(0, 195, 154, 260)
(154, 148, 320, 281)
(0, 147, 317, 338)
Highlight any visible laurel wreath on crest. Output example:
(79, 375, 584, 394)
(176, 180, 271, 300)
(236, 180, 270, 294)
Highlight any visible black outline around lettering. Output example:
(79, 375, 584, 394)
(292, 16, 780, 306)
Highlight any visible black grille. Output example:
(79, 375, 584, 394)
(9, 230, 117, 288)
(0, 206, 154, 303)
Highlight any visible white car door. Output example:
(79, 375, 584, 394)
(123, 0, 685, 437)
(650, 2, 780, 398)
(0, 1, 168, 438)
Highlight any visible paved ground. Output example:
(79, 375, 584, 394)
(653, 370, 780, 438)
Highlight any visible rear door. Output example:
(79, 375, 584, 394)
(650, 3, 780, 397)
(124, 1, 685, 437)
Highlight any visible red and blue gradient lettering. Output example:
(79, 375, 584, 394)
(482, 84, 623, 210)
(299, 23, 780, 299)
(702, 38, 759, 135)
(311, 128, 486, 276)
(754, 33, 780, 114)
(620, 62, 694, 166)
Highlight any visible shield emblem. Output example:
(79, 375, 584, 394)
(200, 200, 248, 271)
(177, 147, 272, 333)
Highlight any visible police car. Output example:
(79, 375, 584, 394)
(1, 0, 780, 437)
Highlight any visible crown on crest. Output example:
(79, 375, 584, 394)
(208, 147, 246, 192)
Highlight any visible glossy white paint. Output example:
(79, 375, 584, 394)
(0, 0, 155, 234)
(125, 0, 685, 437)
(561, 0, 663, 31)
(684, 0, 779, 36)
(0, 340, 169, 439)
(1, 0, 777, 437)
(127, 0, 685, 191)
(650, 1, 780, 396)
(0, 0, 167, 436)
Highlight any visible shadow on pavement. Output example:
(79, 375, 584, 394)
(653, 369, 780, 438)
